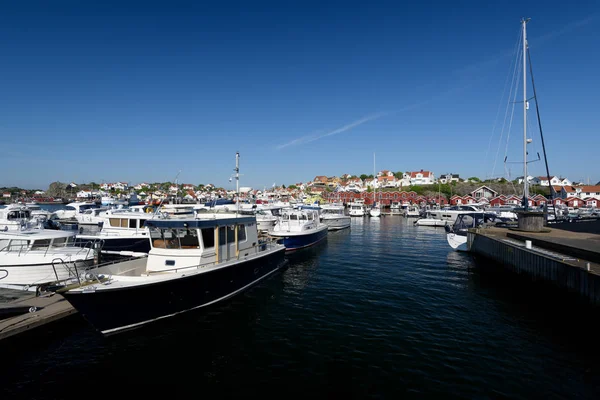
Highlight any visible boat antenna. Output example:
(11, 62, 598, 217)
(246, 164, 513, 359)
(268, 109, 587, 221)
(527, 39, 556, 220)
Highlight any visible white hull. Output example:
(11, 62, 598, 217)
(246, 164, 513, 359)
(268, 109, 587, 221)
(446, 233, 468, 251)
(414, 218, 447, 227)
(321, 216, 351, 230)
(0, 253, 95, 289)
(369, 208, 381, 217)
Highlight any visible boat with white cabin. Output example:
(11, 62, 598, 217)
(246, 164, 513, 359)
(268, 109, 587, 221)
(51, 212, 286, 335)
(320, 203, 351, 230)
(0, 227, 96, 291)
(268, 208, 328, 251)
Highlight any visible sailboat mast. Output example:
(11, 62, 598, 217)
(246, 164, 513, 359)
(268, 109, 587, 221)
(522, 18, 529, 208)
(235, 151, 240, 216)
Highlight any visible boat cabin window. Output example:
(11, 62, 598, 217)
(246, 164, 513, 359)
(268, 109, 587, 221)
(201, 228, 214, 249)
(31, 239, 52, 249)
(221, 225, 246, 244)
(152, 228, 200, 249)
(8, 239, 29, 249)
(52, 237, 70, 247)
(7, 210, 31, 220)
(109, 218, 139, 229)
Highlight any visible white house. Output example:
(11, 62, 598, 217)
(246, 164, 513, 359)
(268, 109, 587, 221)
(538, 176, 561, 187)
(405, 170, 435, 185)
(559, 177, 572, 186)
(578, 185, 600, 200)
(344, 178, 365, 193)
(2, 192, 11, 198)
(76, 190, 93, 198)
(113, 182, 128, 191)
(439, 173, 461, 184)
(517, 175, 536, 185)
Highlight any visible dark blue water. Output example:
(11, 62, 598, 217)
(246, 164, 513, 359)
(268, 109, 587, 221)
(2, 216, 600, 399)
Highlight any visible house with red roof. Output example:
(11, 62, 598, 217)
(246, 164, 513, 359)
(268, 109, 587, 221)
(404, 170, 435, 185)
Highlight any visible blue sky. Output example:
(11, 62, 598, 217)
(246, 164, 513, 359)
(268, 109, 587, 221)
(1, 0, 599, 190)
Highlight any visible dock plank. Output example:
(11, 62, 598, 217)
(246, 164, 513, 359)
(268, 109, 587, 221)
(0, 293, 76, 341)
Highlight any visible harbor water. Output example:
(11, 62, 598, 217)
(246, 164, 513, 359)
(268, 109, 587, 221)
(2, 215, 600, 398)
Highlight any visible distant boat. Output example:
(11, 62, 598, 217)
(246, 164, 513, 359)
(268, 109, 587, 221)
(268, 208, 328, 251)
(370, 153, 381, 218)
(320, 203, 351, 230)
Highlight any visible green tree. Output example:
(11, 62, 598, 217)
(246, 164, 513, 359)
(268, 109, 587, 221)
(288, 185, 298, 190)
(468, 177, 481, 182)
(359, 174, 369, 180)
(394, 171, 404, 179)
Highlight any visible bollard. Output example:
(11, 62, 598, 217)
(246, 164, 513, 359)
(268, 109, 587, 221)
(525, 240, 532, 249)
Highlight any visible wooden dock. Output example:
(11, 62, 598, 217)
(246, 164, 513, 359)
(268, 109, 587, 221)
(468, 226, 600, 304)
(0, 293, 76, 341)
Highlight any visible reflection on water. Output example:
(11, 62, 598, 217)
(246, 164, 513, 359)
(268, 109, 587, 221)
(282, 239, 328, 291)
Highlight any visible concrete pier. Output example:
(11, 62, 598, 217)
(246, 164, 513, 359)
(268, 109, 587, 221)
(0, 293, 76, 341)
(468, 227, 600, 304)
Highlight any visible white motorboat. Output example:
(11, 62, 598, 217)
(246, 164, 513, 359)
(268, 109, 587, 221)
(54, 201, 99, 220)
(320, 203, 351, 230)
(445, 212, 499, 251)
(348, 200, 366, 217)
(269, 208, 328, 251)
(0, 227, 96, 291)
(414, 215, 448, 227)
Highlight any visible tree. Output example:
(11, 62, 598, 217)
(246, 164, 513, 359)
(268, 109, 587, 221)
(468, 177, 481, 183)
(282, 184, 286, 189)
(394, 171, 404, 179)
(288, 185, 298, 190)
(359, 174, 369, 180)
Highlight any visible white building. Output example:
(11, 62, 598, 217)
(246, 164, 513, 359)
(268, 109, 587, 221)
(405, 170, 435, 185)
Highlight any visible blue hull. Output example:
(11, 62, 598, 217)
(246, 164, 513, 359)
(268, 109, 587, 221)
(273, 228, 328, 251)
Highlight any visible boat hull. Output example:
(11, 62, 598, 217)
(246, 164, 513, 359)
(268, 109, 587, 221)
(270, 226, 328, 251)
(447, 233, 468, 251)
(61, 247, 286, 335)
(414, 218, 448, 227)
(321, 216, 351, 231)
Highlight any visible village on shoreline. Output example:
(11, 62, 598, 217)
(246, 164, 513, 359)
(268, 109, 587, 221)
(3, 170, 600, 209)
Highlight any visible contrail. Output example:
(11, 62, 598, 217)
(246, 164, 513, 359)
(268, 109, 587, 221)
(275, 112, 387, 150)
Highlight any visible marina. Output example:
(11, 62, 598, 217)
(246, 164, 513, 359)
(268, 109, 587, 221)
(2, 3, 600, 399)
